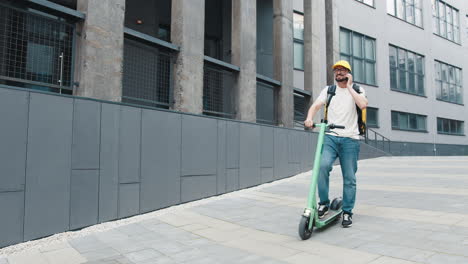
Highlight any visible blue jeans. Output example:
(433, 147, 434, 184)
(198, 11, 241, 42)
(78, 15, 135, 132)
(318, 135, 360, 215)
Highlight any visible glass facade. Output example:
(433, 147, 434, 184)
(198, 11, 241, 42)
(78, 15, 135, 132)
(389, 45, 425, 96)
(340, 28, 376, 85)
(432, 0, 460, 43)
(391, 111, 427, 132)
(434, 60, 463, 104)
(387, 0, 423, 27)
(293, 12, 304, 70)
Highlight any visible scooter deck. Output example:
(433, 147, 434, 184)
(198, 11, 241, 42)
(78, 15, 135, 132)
(315, 209, 342, 228)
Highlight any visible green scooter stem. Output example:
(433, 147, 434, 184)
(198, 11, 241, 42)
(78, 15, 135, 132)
(305, 123, 326, 229)
(304, 123, 343, 230)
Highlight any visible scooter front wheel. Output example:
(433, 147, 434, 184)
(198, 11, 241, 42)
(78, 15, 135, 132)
(298, 215, 313, 240)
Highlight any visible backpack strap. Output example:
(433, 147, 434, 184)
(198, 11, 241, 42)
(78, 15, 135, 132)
(352, 83, 361, 94)
(323, 85, 336, 123)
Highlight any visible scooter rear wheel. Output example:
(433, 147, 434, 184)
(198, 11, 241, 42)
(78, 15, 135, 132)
(330, 197, 343, 211)
(298, 215, 313, 240)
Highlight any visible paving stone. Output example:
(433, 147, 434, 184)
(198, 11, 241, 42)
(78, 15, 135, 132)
(42, 247, 87, 264)
(427, 253, 468, 264)
(0, 256, 9, 264)
(81, 248, 121, 262)
(70, 235, 109, 253)
(124, 248, 162, 263)
(4, 157, 468, 264)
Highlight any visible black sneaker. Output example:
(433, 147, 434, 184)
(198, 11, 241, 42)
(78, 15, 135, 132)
(318, 205, 329, 218)
(342, 213, 352, 227)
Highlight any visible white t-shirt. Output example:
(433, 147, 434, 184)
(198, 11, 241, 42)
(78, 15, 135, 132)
(316, 85, 366, 139)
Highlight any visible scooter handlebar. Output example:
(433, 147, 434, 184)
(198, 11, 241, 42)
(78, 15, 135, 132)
(329, 124, 345, 129)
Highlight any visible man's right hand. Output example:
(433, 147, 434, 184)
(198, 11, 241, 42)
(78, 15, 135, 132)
(304, 119, 314, 128)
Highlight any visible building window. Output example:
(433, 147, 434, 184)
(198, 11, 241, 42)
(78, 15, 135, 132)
(340, 28, 376, 86)
(125, 0, 172, 42)
(432, 0, 460, 43)
(434, 60, 463, 104)
(204, 0, 231, 62)
(257, 0, 274, 78)
(257, 81, 277, 125)
(387, 0, 423, 27)
(355, 0, 374, 7)
(0, 4, 75, 94)
(437, 118, 464, 135)
(391, 111, 427, 132)
(293, 92, 309, 123)
(367, 107, 379, 127)
(122, 39, 174, 109)
(389, 45, 425, 96)
(293, 12, 304, 71)
(466, 15, 468, 37)
(203, 62, 236, 118)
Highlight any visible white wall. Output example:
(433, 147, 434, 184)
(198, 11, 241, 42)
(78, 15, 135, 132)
(336, 0, 468, 145)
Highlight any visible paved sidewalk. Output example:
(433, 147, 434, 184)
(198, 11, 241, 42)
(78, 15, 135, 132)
(1, 156, 468, 264)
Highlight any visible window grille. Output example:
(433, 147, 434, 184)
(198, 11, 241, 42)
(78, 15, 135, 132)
(0, 4, 74, 93)
(203, 63, 235, 118)
(122, 38, 173, 108)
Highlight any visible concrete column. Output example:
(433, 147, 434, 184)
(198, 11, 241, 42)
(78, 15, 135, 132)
(232, 0, 257, 122)
(75, 0, 125, 101)
(273, 0, 294, 128)
(171, 0, 205, 114)
(325, 0, 339, 85)
(304, 0, 325, 102)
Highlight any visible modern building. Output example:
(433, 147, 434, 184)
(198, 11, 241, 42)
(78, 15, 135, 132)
(1, 0, 467, 249)
(326, 0, 468, 155)
(0, 0, 467, 153)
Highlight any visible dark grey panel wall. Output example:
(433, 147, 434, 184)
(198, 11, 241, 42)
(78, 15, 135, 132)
(389, 141, 468, 156)
(119, 183, 140, 218)
(260, 126, 274, 168)
(0, 89, 28, 192)
(239, 124, 261, 188)
(226, 122, 240, 169)
(99, 104, 120, 223)
(3, 87, 398, 248)
(118, 106, 141, 184)
(181, 115, 218, 176)
(274, 129, 289, 180)
(181, 176, 217, 203)
(72, 99, 101, 170)
(70, 170, 99, 230)
(226, 168, 239, 192)
(261, 167, 274, 183)
(308, 133, 317, 168)
(288, 132, 302, 176)
(0, 192, 24, 248)
(24, 93, 73, 241)
(140, 110, 181, 213)
(217, 121, 227, 194)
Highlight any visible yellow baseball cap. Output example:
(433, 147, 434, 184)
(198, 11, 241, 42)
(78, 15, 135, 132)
(332, 60, 352, 72)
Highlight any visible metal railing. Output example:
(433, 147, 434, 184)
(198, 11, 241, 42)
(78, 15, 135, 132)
(0, 3, 75, 93)
(122, 38, 174, 109)
(203, 63, 235, 118)
(363, 127, 392, 154)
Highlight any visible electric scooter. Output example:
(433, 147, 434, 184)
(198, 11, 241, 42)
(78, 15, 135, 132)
(298, 95, 345, 240)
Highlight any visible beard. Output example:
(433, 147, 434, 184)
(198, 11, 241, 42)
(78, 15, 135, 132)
(335, 75, 347, 83)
